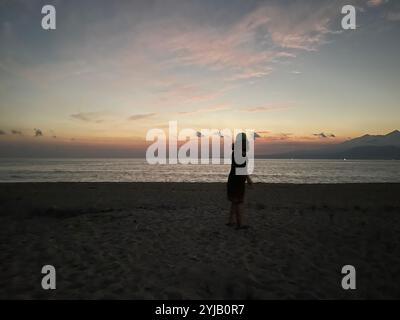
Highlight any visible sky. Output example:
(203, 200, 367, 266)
(0, 0, 399, 157)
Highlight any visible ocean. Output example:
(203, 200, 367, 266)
(0, 158, 400, 183)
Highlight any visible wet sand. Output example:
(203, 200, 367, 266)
(0, 183, 399, 299)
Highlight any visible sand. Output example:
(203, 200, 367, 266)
(0, 182, 399, 299)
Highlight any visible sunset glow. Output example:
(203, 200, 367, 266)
(1, 0, 399, 156)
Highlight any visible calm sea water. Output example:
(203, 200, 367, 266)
(0, 158, 400, 183)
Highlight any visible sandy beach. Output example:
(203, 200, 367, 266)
(0, 182, 399, 299)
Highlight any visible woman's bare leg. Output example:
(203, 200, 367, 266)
(227, 203, 236, 225)
(236, 203, 243, 227)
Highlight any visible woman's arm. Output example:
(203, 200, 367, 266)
(246, 175, 253, 185)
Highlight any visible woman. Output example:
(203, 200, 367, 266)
(227, 132, 253, 229)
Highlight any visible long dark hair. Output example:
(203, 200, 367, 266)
(232, 132, 249, 156)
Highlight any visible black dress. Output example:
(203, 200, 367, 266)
(227, 151, 247, 203)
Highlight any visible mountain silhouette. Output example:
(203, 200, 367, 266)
(341, 130, 400, 148)
(265, 130, 400, 159)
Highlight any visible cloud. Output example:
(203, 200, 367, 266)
(0, 130, 5, 135)
(263, 133, 294, 141)
(0, 0, 349, 135)
(128, 113, 156, 121)
(70, 112, 105, 123)
(226, 69, 272, 81)
(241, 4, 334, 52)
(178, 105, 230, 116)
(140, 2, 342, 82)
(314, 132, 327, 138)
(313, 132, 335, 138)
(242, 103, 291, 113)
(367, 0, 387, 7)
(278, 133, 293, 140)
(11, 130, 22, 135)
(252, 131, 272, 139)
(34, 128, 43, 137)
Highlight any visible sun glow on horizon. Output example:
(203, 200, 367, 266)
(1, 0, 400, 157)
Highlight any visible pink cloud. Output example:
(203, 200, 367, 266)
(138, 2, 341, 81)
(178, 104, 231, 116)
(367, 0, 387, 7)
(241, 103, 293, 113)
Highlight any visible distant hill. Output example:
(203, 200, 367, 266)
(340, 130, 400, 148)
(264, 130, 400, 159)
